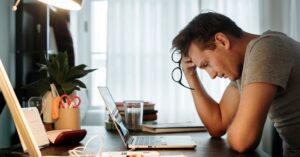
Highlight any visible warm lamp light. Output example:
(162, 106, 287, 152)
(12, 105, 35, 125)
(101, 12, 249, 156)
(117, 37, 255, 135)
(38, 0, 82, 10)
(12, 0, 83, 11)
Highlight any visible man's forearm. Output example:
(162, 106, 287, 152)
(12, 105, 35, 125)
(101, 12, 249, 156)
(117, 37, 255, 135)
(187, 75, 227, 137)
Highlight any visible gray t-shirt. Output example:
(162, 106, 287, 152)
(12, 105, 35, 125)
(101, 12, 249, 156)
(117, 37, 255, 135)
(232, 31, 300, 157)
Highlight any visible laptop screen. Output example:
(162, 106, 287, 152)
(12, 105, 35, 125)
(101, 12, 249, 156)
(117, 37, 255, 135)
(98, 87, 130, 145)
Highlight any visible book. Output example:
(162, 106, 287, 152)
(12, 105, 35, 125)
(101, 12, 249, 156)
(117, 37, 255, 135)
(46, 129, 87, 145)
(105, 120, 158, 130)
(115, 101, 155, 111)
(47, 129, 72, 143)
(142, 122, 206, 133)
(143, 113, 157, 121)
(109, 113, 157, 122)
(143, 110, 158, 114)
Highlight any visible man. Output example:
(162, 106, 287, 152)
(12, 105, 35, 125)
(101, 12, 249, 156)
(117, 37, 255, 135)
(172, 12, 300, 157)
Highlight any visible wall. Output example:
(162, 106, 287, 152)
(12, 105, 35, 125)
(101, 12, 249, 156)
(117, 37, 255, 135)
(0, 0, 16, 148)
(70, 3, 92, 122)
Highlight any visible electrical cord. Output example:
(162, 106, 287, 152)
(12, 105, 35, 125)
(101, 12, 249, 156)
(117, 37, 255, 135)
(67, 135, 158, 157)
(68, 135, 104, 157)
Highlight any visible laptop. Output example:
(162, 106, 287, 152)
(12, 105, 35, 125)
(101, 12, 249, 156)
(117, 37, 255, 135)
(98, 86, 197, 149)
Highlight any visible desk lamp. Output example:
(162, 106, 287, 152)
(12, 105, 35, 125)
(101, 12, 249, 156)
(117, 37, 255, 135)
(12, 0, 83, 11)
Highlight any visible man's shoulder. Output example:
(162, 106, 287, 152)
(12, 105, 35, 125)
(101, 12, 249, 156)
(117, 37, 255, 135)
(249, 31, 286, 51)
(245, 31, 293, 61)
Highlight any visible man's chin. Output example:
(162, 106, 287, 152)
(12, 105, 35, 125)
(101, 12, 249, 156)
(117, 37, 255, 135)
(229, 75, 240, 81)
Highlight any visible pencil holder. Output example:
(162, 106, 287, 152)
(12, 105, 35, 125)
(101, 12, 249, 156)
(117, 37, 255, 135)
(55, 108, 81, 130)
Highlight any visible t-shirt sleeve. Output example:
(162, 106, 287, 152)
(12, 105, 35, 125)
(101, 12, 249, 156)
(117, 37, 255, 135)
(243, 36, 294, 90)
(229, 81, 237, 88)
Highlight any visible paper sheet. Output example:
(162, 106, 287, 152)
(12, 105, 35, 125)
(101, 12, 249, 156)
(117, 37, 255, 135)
(22, 107, 49, 151)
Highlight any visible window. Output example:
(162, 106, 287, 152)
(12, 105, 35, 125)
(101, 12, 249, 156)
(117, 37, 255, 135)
(90, 0, 108, 106)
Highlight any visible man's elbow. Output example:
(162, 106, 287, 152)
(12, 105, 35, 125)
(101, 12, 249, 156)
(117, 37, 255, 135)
(227, 133, 258, 153)
(207, 128, 226, 138)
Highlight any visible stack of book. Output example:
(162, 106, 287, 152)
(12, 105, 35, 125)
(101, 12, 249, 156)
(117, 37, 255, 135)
(105, 101, 158, 130)
(142, 122, 206, 133)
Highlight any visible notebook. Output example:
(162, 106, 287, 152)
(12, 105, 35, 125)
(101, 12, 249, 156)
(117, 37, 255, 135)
(98, 86, 197, 149)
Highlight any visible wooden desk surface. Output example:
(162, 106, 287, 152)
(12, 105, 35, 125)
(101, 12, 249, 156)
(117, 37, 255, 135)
(0, 126, 271, 157)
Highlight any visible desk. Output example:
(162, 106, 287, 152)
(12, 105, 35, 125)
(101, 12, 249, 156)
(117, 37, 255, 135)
(0, 126, 271, 157)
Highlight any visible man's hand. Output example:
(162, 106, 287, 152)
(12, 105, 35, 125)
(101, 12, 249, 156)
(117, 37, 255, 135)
(181, 56, 197, 78)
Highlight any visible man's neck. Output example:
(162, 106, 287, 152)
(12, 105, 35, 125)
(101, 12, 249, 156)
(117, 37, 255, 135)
(235, 32, 259, 62)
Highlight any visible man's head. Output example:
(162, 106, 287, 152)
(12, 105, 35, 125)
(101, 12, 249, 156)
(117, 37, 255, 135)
(172, 12, 243, 56)
(172, 12, 244, 80)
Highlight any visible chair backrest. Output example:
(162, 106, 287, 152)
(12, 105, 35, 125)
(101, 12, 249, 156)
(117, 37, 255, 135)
(272, 126, 283, 157)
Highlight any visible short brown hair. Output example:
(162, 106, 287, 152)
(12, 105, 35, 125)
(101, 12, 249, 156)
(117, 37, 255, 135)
(172, 12, 243, 56)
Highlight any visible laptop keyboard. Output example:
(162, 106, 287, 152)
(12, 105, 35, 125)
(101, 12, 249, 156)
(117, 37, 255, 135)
(135, 136, 165, 145)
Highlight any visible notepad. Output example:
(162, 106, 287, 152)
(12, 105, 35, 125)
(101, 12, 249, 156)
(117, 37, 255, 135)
(142, 122, 206, 133)
(21, 107, 50, 152)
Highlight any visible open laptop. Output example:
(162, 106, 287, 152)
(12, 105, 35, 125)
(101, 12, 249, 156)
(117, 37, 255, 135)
(98, 86, 197, 149)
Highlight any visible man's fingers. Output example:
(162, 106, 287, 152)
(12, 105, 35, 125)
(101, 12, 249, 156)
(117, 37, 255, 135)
(185, 62, 196, 68)
(181, 57, 197, 77)
(181, 56, 192, 62)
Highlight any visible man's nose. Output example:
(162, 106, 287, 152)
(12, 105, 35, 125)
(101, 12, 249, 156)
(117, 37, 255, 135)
(206, 69, 217, 79)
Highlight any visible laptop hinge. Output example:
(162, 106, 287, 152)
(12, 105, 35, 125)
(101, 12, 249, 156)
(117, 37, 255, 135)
(127, 136, 135, 145)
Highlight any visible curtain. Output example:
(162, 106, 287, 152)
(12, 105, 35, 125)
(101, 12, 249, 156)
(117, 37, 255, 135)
(107, 0, 201, 123)
(259, 0, 300, 41)
(200, 0, 300, 38)
(199, 0, 260, 33)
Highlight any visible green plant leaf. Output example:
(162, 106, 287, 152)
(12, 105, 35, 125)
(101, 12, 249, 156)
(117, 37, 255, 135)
(72, 79, 86, 88)
(22, 79, 50, 96)
(23, 52, 96, 96)
(67, 66, 96, 80)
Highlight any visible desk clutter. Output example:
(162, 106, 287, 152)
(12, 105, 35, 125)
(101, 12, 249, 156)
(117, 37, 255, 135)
(20, 83, 87, 152)
(70, 150, 186, 157)
(101, 151, 186, 157)
(21, 107, 87, 153)
(29, 83, 85, 140)
(42, 84, 82, 130)
(105, 101, 158, 130)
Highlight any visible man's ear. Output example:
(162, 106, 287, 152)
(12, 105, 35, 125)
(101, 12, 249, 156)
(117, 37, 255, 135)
(214, 32, 230, 50)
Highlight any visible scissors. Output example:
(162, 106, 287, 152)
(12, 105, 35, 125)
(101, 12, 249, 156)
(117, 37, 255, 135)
(59, 94, 81, 108)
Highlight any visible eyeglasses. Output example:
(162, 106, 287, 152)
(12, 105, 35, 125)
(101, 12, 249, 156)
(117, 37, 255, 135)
(171, 51, 194, 90)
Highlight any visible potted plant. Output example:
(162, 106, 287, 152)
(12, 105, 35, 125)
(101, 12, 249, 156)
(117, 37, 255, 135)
(24, 52, 96, 96)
